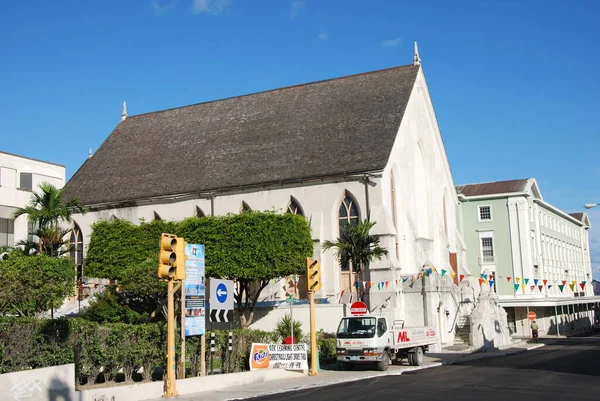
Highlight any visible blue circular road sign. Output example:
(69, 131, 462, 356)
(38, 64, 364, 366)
(216, 283, 228, 303)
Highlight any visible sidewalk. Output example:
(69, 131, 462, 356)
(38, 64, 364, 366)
(153, 341, 545, 401)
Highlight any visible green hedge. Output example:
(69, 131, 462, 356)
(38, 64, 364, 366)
(0, 318, 336, 386)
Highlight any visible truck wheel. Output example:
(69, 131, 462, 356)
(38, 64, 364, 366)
(407, 352, 415, 366)
(413, 347, 424, 366)
(377, 351, 390, 371)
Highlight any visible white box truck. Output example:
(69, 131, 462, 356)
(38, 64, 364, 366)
(336, 314, 438, 371)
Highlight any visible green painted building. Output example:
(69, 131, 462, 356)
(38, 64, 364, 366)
(456, 178, 598, 337)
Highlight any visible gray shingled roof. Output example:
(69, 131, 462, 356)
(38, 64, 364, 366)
(456, 179, 530, 197)
(63, 64, 420, 206)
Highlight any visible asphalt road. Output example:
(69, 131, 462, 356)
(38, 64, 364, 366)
(249, 339, 600, 401)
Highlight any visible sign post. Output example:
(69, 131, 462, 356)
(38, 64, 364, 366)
(287, 294, 295, 342)
(209, 279, 234, 323)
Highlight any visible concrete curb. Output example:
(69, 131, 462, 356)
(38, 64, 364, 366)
(441, 343, 546, 365)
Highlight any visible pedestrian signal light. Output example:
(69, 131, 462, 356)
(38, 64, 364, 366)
(158, 233, 177, 280)
(306, 257, 322, 292)
(174, 237, 187, 281)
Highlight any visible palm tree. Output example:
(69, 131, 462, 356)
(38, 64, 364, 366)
(12, 183, 87, 257)
(323, 220, 388, 302)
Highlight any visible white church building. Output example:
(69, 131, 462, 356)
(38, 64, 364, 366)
(62, 45, 492, 348)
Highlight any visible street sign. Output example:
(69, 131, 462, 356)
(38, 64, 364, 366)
(210, 278, 234, 322)
(184, 244, 206, 336)
(527, 311, 537, 321)
(350, 301, 368, 316)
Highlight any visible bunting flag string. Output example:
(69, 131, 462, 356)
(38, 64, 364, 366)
(482, 274, 488, 280)
(489, 275, 494, 281)
(478, 278, 485, 286)
(489, 280, 495, 288)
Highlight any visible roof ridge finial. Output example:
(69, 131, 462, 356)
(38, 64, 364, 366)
(121, 101, 127, 121)
(88, 148, 93, 159)
(413, 41, 421, 66)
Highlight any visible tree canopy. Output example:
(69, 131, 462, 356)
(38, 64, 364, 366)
(0, 252, 76, 316)
(84, 212, 313, 326)
(12, 182, 87, 257)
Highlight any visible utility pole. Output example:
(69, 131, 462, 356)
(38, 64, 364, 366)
(306, 257, 322, 376)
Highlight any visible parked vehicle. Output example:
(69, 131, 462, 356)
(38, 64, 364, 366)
(336, 315, 438, 371)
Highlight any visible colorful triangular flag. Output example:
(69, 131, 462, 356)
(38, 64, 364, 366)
(478, 278, 485, 286)
(459, 274, 465, 282)
(580, 283, 585, 290)
(530, 285, 535, 291)
(548, 285, 553, 289)
(521, 284, 526, 290)
(507, 276, 512, 282)
(543, 279, 548, 286)
(534, 279, 539, 285)
(514, 283, 520, 291)
(516, 278, 521, 284)
(450, 271, 456, 279)
(441, 269, 447, 277)
(562, 280, 567, 285)
(489, 280, 495, 288)
(558, 284, 564, 292)
(538, 285, 543, 292)
(524, 278, 530, 285)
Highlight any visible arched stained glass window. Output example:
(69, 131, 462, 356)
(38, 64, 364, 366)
(338, 193, 360, 236)
(287, 197, 304, 216)
(70, 224, 84, 281)
(241, 201, 252, 213)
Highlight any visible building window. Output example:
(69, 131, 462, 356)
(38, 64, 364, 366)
(287, 197, 304, 216)
(478, 205, 492, 221)
(390, 171, 397, 230)
(479, 234, 495, 264)
(0, 218, 15, 247)
(339, 193, 360, 236)
(19, 172, 33, 191)
(195, 206, 206, 218)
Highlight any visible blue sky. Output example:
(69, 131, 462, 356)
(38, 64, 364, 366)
(1, 0, 599, 278)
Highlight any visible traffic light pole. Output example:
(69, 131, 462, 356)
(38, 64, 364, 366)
(164, 280, 177, 397)
(309, 290, 318, 376)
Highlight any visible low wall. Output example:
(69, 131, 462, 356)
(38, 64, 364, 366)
(249, 303, 350, 333)
(78, 369, 305, 401)
(0, 364, 75, 401)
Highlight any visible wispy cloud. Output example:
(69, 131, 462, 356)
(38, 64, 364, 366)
(289, 0, 304, 18)
(151, 0, 178, 14)
(317, 32, 329, 41)
(382, 38, 402, 47)
(192, 0, 231, 15)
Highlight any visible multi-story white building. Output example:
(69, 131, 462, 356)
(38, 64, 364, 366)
(457, 178, 599, 337)
(0, 151, 66, 248)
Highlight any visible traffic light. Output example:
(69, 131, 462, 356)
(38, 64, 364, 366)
(306, 257, 322, 292)
(158, 233, 177, 280)
(174, 237, 187, 281)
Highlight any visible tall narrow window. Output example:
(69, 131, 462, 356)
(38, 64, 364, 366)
(481, 237, 494, 263)
(70, 224, 84, 281)
(287, 197, 304, 216)
(241, 201, 252, 213)
(196, 206, 206, 218)
(443, 195, 448, 236)
(0, 218, 14, 247)
(390, 171, 397, 230)
(338, 193, 360, 236)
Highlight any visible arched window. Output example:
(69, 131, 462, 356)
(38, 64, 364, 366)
(390, 171, 397, 230)
(414, 144, 430, 238)
(196, 206, 206, 218)
(287, 197, 304, 216)
(241, 201, 252, 213)
(338, 192, 360, 236)
(70, 224, 84, 281)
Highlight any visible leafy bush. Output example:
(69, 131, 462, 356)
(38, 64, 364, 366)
(274, 314, 303, 343)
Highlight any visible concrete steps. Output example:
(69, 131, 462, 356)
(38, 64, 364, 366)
(453, 316, 471, 346)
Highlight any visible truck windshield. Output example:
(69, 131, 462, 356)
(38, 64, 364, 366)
(336, 317, 376, 339)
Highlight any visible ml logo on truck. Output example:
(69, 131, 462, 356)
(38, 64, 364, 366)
(397, 331, 411, 342)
